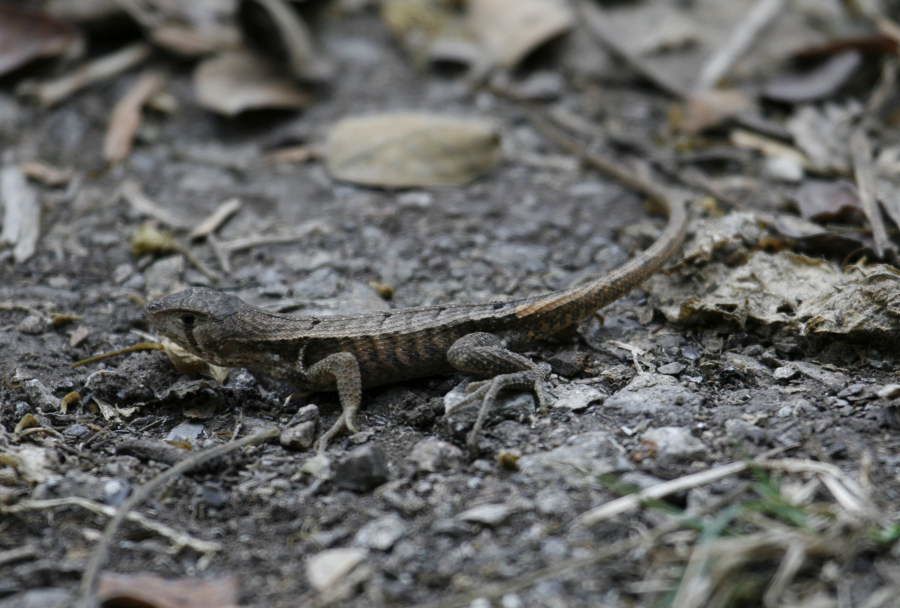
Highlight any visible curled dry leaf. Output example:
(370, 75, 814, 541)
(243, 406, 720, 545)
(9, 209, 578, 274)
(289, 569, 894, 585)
(194, 50, 310, 116)
(238, 0, 332, 81)
(653, 249, 900, 338)
(1, 165, 41, 263)
(673, 89, 755, 134)
(98, 573, 239, 608)
(0, 5, 82, 77)
(325, 112, 501, 188)
(161, 337, 230, 383)
(764, 51, 862, 103)
(467, 0, 573, 68)
(793, 179, 863, 223)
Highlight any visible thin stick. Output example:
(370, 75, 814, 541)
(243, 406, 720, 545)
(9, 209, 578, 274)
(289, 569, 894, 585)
(72, 342, 164, 368)
(3, 497, 221, 553)
(20, 43, 152, 107)
(76, 427, 280, 608)
(190, 198, 242, 239)
(851, 130, 895, 260)
(695, 0, 785, 90)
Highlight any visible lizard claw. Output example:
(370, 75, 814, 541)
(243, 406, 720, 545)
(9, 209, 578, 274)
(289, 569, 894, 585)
(464, 366, 551, 453)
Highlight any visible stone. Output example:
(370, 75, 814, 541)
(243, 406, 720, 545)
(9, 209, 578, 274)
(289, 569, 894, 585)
(280, 421, 318, 451)
(519, 431, 629, 487)
(334, 445, 389, 492)
(306, 547, 368, 591)
(408, 437, 464, 473)
(604, 373, 702, 415)
(551, 383, 605, 411)
(353, 514, 407, 550)
(457, 503, 514, 526)
(642, 426, 705, 461)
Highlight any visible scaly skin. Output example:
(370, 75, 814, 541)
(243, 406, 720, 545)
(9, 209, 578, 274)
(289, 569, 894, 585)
(146, 127, 688, 451)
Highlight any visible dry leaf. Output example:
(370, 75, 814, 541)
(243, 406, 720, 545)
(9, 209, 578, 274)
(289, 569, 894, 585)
(653, 249, 900, 338)
(673, 89, 755, 134)
(793, 179, 863, 223)
(0, 5, 81, 77)
(194, 50, 310, 116)
(325, 112, 501, 187)
(161, 337, 230, 383)
(132, 222, 179, 256)
(98, 573, 239, 608)
(1, 165, 41, 263)
(787, 103, 861, 173)
(764, 51, 862, 103)
(104, 71, 166, 163)
(238, 0, 332, 81)
(467, 0, 573, 68)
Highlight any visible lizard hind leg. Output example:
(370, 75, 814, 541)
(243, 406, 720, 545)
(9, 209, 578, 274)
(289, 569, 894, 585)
(446, 332, 550, 452)
(303, 352, 363, 453)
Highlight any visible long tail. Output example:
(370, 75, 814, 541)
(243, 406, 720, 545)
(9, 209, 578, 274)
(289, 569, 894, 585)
(511, 114, 688, 337)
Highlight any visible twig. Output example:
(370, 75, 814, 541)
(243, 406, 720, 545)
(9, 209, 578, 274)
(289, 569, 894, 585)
(695, 0, 786, 90)
(19, 43, 152, 107)
(218, 220, 330, 253)
(72, 342, 164, 368)
(576, 461, 749, 527)
(579, 1, 687, 98)
(1, 165, 41, 263)
(189, 198, 242, 239)
(119, 180, 193, 230)
(575, 457, 874, 528)
(2, 497, 221, 553)
(104, 71, 166, 163)
(851, 130, 895, 260)
(578, 0, 789, 140)
(76, 427, 280, 608)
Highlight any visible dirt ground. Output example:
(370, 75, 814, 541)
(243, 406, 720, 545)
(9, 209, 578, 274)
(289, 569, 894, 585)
(3, 1, 900, 607)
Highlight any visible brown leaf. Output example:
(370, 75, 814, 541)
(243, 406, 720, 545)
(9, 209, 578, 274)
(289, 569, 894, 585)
(793, 179, 863, 223)
(467, 0, 573, 68)
(97, 573, 239, 608)
(324, 113, 501, 188)
(764, 51, 862, 103)
(673, 89, 755, 134)
(104, 71, 166, 163)
(238, 0, 332, 81)
(193, 50, 310, 116)
(0, 5, 81, 77)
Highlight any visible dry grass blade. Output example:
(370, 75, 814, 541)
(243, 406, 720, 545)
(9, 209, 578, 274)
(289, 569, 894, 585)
(695, 0, 785, 90)
(19, 43, 152, 107)
(1, 165, 41, 263)
(119, 180, 193, 230)
(189, 197, 242, 239)
(576, 461, 749, 527)
(3, 497, 222, 553)
(76, 427, 280, 608)
(851, 130, 895, 260)
(72, 342, 165, 368)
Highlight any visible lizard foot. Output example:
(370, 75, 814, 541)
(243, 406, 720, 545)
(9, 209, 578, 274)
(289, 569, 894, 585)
(453, 365, 550, 453)
(314, 410, 360, 453)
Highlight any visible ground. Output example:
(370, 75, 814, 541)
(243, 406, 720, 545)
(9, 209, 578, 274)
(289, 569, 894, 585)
(2, 2, 900, 607)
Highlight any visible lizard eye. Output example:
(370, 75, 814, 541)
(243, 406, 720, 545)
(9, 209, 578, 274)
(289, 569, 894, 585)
(180, 314, 196, 327)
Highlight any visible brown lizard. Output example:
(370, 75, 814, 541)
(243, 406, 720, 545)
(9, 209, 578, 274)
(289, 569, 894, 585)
(146, 122, 688, 452)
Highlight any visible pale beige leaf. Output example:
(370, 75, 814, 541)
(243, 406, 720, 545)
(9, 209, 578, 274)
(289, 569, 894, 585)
(325, 112, 501, 188)
(467, 0, 573, 68)
(193, 50, 310, 116)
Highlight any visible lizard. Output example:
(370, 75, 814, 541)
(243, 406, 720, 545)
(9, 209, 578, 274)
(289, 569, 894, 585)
(146, 120, 688, 452)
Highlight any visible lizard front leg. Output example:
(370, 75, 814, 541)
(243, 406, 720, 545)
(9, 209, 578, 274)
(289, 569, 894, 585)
(446, 332, 550, 451)
(303, 352, 362, 452)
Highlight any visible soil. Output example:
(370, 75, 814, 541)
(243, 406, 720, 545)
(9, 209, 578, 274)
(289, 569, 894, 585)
(2, 3, 900, 608)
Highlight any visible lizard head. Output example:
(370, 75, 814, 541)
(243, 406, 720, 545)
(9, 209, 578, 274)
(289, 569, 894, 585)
(146, 287, 247, 362)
